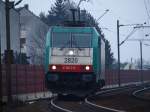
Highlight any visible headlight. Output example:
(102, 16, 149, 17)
(85, 66, 90, 71)
(68, 50, 74, 55)
(52, 65, 56, 70)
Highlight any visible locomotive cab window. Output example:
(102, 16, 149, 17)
(52, 32, 92, 48)
(52, 33, 71, 48)
(72, 33, 92, 48)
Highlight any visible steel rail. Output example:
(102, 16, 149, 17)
(133, 87, 150, 95)
(85, 85, 141, 112)
(96, 85, 137, 95)
(50, 98, 73, 112)
(85, 98, 126, 112)
(50, 85, 142, 112)
(132, 86, 150, 101)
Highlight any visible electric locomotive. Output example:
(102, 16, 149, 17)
(45, 26, 105, 96)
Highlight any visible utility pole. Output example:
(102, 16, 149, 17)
(127, 39, 150, 84)
(0, 31, 2, 112)
(116, 21, 147, 87)
(5, 0, 13, 103)
(117, 22, 150, 85)
(133, 25, 150, 84)
(140, 41, 143, 84)
(117, 20, 121, 87)
(4, 0, 23, 105)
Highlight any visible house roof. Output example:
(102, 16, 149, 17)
(0, 1, 48, 26)
(17, 5, 49, 27)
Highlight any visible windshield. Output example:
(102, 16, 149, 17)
(52, 33, 71, 48)
(52, 32, 92, 48)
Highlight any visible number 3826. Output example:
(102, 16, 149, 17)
(64, 57, 78, 63)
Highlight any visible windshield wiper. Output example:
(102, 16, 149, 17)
(59, 41, 83, 51)
(59, 41, 71, 50)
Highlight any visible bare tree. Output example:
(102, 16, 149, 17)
(27, 23, 48, 65)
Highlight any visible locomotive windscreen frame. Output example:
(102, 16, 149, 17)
(51, 32, 92, 48)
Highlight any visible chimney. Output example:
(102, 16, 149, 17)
(24, 4, 29, 10)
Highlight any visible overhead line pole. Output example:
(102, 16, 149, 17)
(0, 29, 2, 112)
(117, 20, 121, 87)
(5, 0, 13, 104)
(4, 0, 23, 105)
(126, 39, 150, 84)
(117, 22, 149, 85)
(116, 21, 145, 87)
(134, 25, 150, 84)
(140, 41, 143, 84)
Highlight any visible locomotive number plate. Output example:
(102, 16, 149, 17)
(64, 57, 78, 63)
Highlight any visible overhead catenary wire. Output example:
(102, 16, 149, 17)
(120, 28, 138, 46)
(144, 43, 150, 46)
(96, 0, 136, 24)
(101, 27, 127, 37)
(127, 39, 150, 41)
(96, 9, 109, 22)
(144, 0, 150, 19)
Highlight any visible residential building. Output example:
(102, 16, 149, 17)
(18, 5, 49, 65)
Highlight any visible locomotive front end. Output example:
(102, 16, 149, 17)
(45, 27, 97, 95)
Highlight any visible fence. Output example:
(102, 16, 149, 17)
(105, 70, 150, 87)
(2, 64, 50, 101)
(1, 64, 150, 101)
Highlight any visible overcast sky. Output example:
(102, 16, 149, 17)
(14, 0, 150, 63)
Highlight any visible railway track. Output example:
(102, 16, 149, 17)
(51, 98, 105, 112)
(3, 84, 150, 112)
(86, 85, 150, 112)
(133, 86, 150, 101)
(50, 85, 141, 112)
